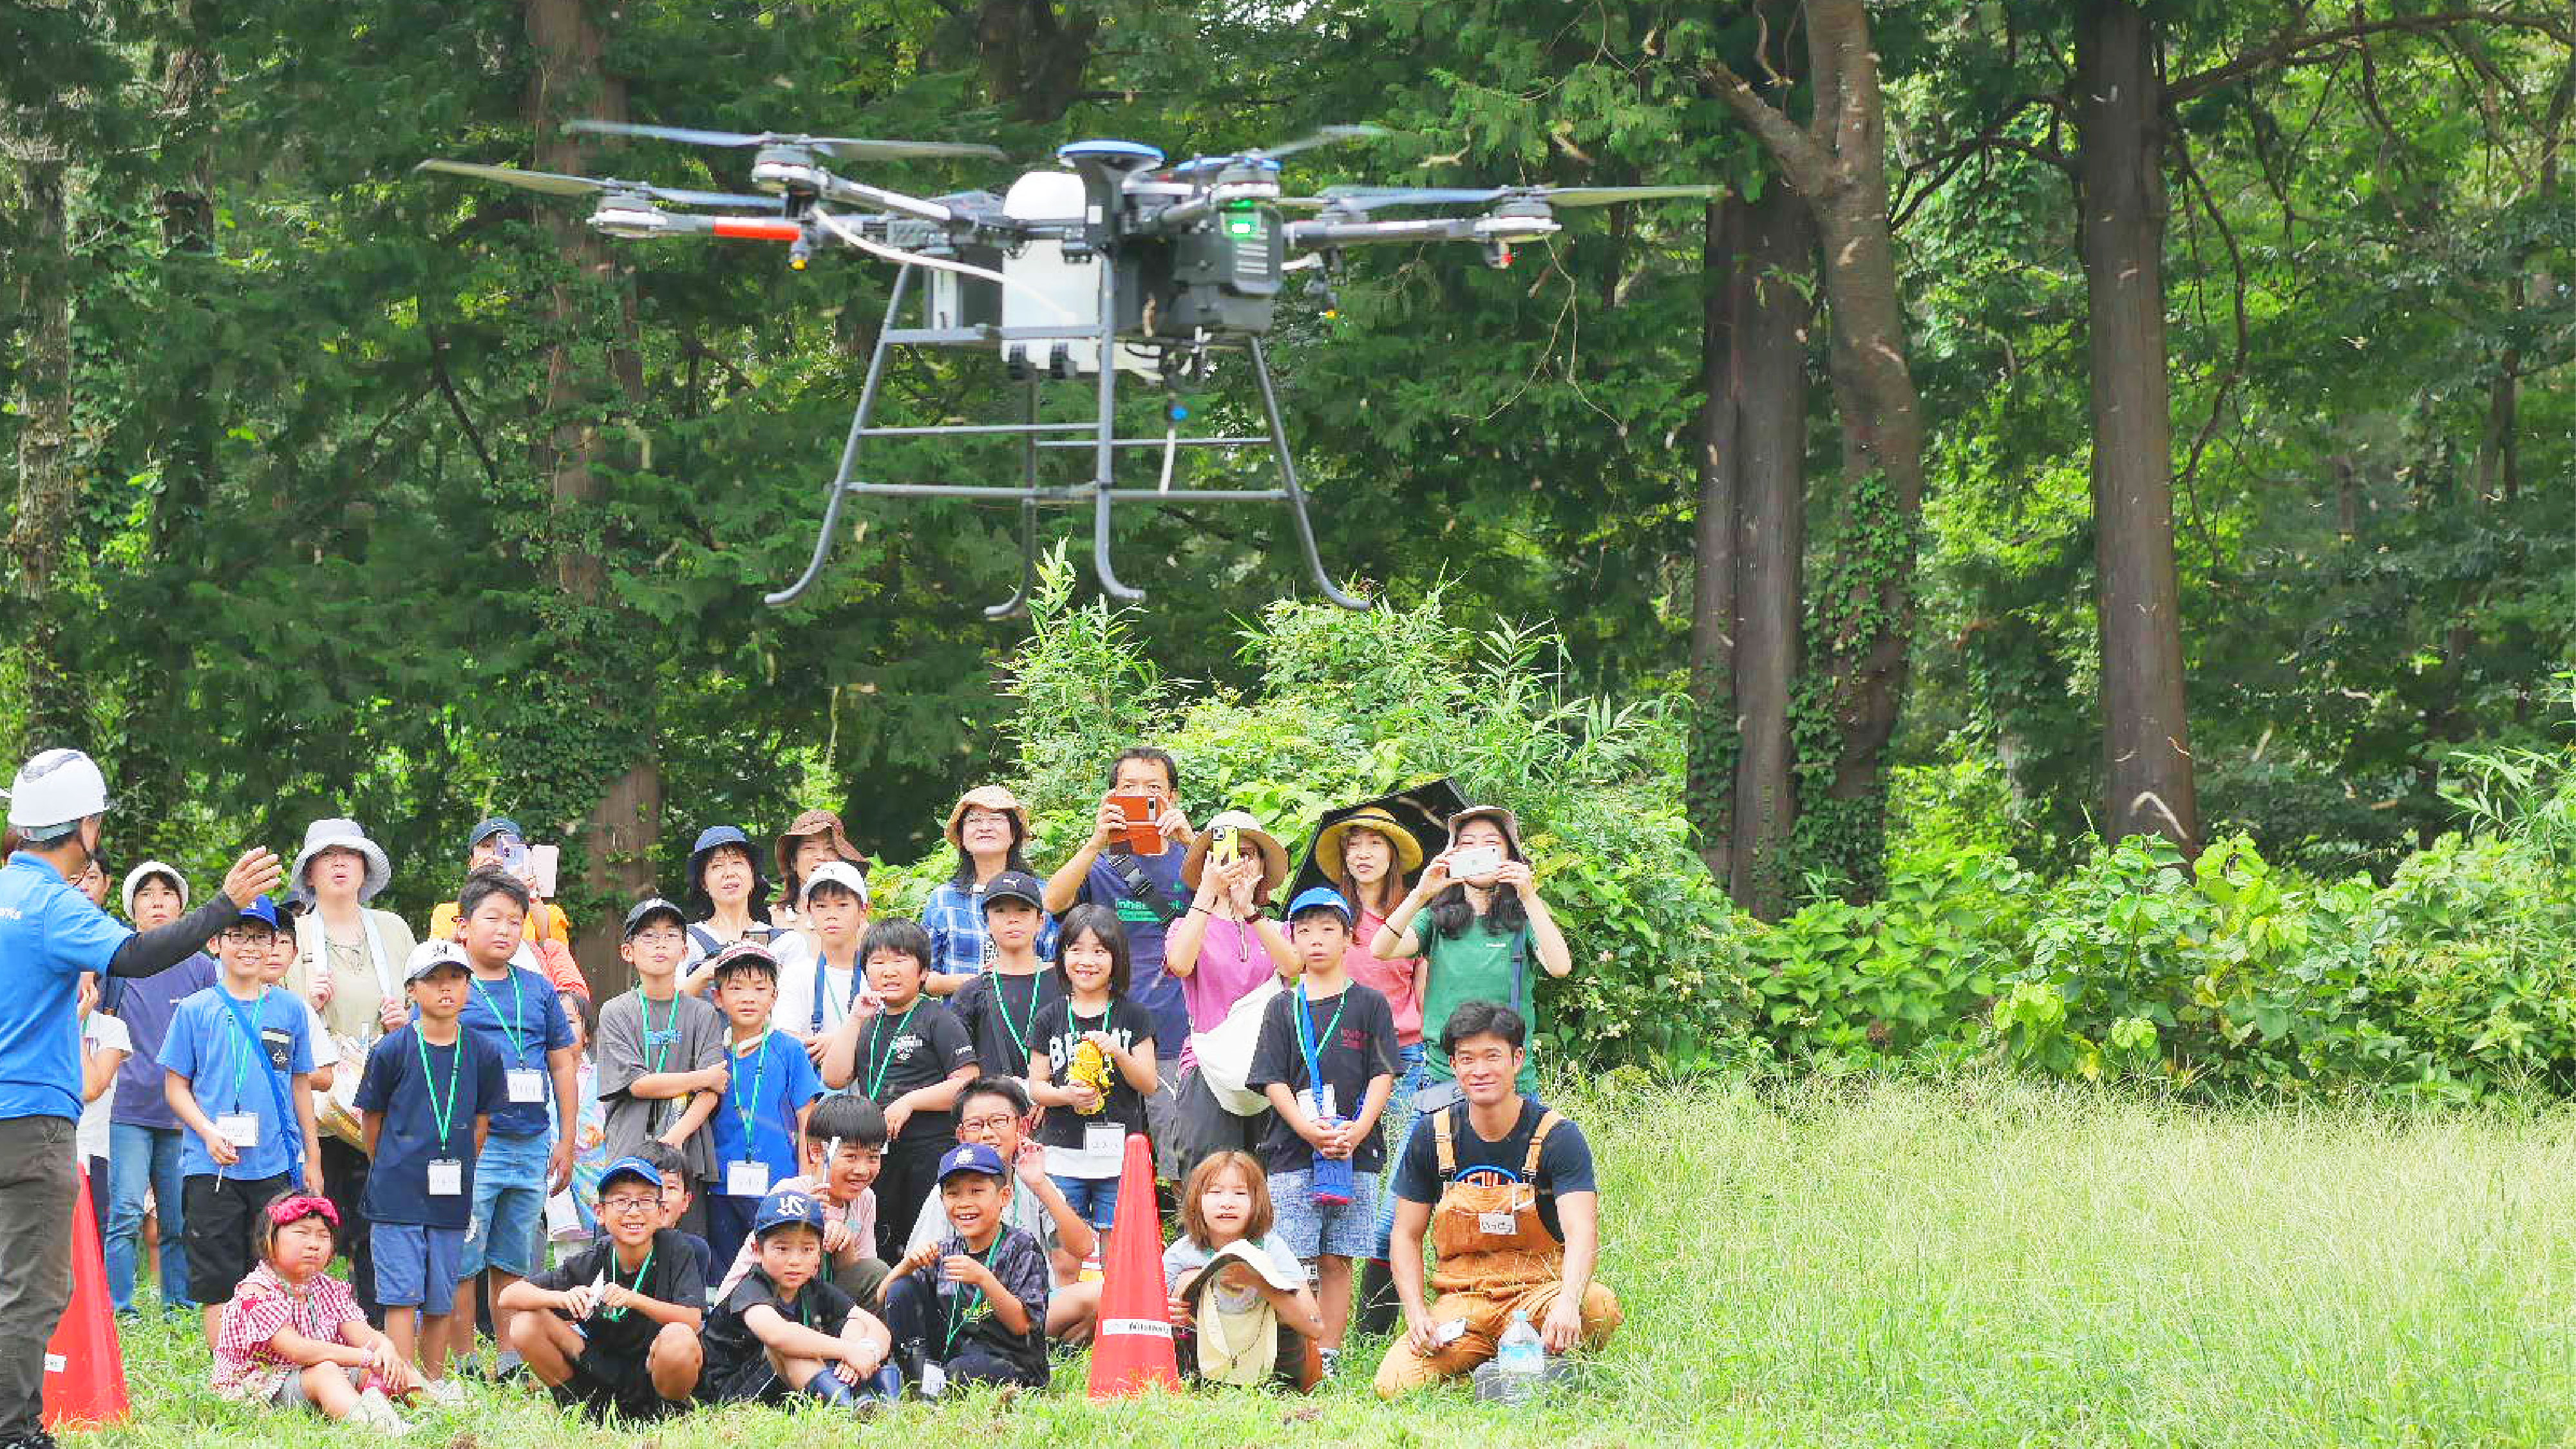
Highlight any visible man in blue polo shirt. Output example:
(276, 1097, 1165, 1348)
(0, 748, 279, 1448)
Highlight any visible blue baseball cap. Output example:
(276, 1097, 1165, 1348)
(467, 817, 521, 853)
(1285, 886, 1354, 927)
(234, 894, 280, 929)
(936, 1141, 1009, 1182)
(598, 1155, 665, 1197)
(752, 1187, 828, 1238)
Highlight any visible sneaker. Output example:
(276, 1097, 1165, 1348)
(354, 1387, 413, 1435)
(1320, 1347, 1343, 1379)
(419, 1375, 469, 1408)
(492, 1348, 526, 1379)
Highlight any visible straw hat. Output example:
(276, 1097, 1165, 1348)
(1182, 810, 1289, 903)
(1312, 806, 1426, 881)
(1445, 804, 1526, 860)
(944, 784, 1032, 850)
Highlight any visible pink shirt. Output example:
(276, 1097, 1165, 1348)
(1345, 905, 1424, 1045)
(1179, 915, 1282, 1070)
(715, 1173, 876, 1299)
(212, 1262, 366, 1402)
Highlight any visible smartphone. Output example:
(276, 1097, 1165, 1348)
(526, 844, 560, 900)
(1209, 826, 1239, 869)
(1449, 845, 1504, 881)
(1108, 792, 1164, 857)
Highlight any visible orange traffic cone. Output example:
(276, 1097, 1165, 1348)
(1086, 1132, 1179, 1397)
(44, 1170, 128, 1429)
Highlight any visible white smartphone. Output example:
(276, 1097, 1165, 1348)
(526, 844, 560, 899)
(1448, 846, 1504, 880)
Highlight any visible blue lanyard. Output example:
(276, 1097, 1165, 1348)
(1291, 988, 1349, 1112)
(810, 956, 860, 1036)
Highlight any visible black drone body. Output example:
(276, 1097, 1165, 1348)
(417, 126, 1715, 614)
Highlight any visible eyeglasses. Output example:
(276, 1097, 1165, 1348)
(599, 1195, 661, 1215)
(957, 1113, 1019, 1135)
(218, 929, 274, 945)
(961, 810, 1010, 827)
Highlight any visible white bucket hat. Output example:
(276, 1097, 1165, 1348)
(291, 817, 392, 904)
(120, 860, 189, 918)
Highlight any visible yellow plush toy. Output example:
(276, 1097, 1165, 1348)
(1070, 1038, 1112, 1114)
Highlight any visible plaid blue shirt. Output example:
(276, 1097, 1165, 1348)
(923, 880, 1061, 979)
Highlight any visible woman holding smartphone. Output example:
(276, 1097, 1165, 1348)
(1368, 806, 1569, 1108)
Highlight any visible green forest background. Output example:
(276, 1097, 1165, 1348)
(8, 1, 2576, 1095)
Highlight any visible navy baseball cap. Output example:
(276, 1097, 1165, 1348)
(621, 897, 685, 939)
(234, 894, 280, 929)
(752, 1187, 828, 1238)
(936, 1141, 1009, 1182)
(981, 870, 1046, 912)
(1286, 886, 1354, 927)
(598, 1155, 664, 1197)
(466, 817, 521, 853)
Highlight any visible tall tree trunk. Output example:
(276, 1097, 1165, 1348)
(527, 0, 660, 996)
(2075, 0, 2199, 853)
(1689, 202, 1742, 887)
(974, 0, 1099, 124)
(6, 154, 80, 757)
(1707, 0, 1929, 895)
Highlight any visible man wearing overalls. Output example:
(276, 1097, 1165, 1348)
(1373, 999, 1621, 1397)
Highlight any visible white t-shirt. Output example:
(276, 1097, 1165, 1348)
(77, 1012, 133, 1163)
(768, 933, 866, 1039)
(302, 1000, 340, 1070)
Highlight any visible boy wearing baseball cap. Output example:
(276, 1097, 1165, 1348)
(880, 1142, 1052, 1394)
(354, 942, 507, 1392)
(498, 1155, 707, 1421)
(595, 898, 728, 1223)
(769, 862, 873, 1048)
(699, 1188, 896, 1409)
(947, 869, 1062, 1078)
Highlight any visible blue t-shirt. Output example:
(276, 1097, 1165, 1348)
(454, 965, 573, 1137)
(157, 984, 314, 1180)
(1077, 849, 1191, 1060)
(355, 1024, 508, 1229)
(107, 952, 217, 1131)
(0, 853, 135, 1122)
(706, 1029, 824, 1191)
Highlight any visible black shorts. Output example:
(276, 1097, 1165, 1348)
(697, 1352, 790, 1406)
(559, 1341, 687, 1422)
(184, 1172, 289, 1305)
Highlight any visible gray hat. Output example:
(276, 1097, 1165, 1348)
(292, 817, 392, 904)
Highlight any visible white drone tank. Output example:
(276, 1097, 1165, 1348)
(1000, 169, 1154, 377)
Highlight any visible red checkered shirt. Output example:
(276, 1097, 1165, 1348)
(211, 1262, 365, 1402)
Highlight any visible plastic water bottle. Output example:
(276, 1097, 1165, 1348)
(1494, 1308, 1545, 1395)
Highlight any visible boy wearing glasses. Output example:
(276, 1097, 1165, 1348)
(500, 1155, 707, 1421)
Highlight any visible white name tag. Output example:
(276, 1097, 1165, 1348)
(920, 1361, 947, 1399)
(1304, 1085, 1338, 1122)
(726, 1160, 771, 1198)
(1478, 1210, 1515, 1237)
(216, 1113, 260, 1148)
(507, 1068, 544, 1104)
(1084, 1124, 1124, 1157)
(428, 1159, 463, 1196)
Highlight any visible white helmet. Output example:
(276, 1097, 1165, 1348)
(4, 748, 111, 831)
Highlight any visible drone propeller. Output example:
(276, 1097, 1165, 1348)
(413, 159, 782, 211)
(1318, 182, 1721, 211)
(567, 120, 1005, 162)
(1172, 125, 1389, 174)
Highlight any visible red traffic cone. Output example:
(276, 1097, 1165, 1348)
(44, 1170, 128, 1429)
(1086, 1132, 1180, 1397)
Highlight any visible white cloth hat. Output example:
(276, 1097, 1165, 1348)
(120, 860, 189, 918)
(800, 859, 871, 908)
(291, 817, 392, 904)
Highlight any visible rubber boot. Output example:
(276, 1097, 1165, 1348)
(802, 1367, 866, 1412)
(1356, 1258, 1399, 1336)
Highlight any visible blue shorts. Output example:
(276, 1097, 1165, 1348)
(372, 1223, 466, 1311)
(461, 1130, 549, 1277)
(1267, 1170, 1379, 1262)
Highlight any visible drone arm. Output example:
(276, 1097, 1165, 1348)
(817, 175, 953, 226)
(1285, 216, 1482, 251)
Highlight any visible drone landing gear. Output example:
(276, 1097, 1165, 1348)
(763, 263, 1367, 616)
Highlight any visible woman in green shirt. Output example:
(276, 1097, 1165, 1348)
(1369, 806, 1570, 1105)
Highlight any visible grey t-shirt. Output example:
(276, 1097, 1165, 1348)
(595, 988, 728, 1181)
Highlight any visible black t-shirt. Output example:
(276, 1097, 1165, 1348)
(1390, 1097, 1597, 1242)
(1247, 981, 1401, 1176)
(701, 1264, 860, 1385)
(950, 967, 1063, 1079)
(527, 1229, 708, 1359)
(850, 998, 977, 1141)
(1033, 995, 1157, 1151)
(922, 1225, 1051, 1377)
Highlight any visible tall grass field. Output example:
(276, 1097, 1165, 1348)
(93, 1075, 2576, 1446)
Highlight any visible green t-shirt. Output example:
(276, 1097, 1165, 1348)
(1419, 916, 1537, 1092)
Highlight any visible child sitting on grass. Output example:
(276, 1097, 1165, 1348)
(500, 1155, 706, 1423)
(699, 1188, 898, 1410)
(880, 1142, 1052, 1394)
(1163, 1150, 1323, 1390)
(212, 1193, 416, 1432)
(715, 1092, 891, 1305)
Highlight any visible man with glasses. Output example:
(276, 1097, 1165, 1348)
(0, 749, 279, 1449)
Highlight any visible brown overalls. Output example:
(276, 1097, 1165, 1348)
(1372, 1106, 1623, 1397)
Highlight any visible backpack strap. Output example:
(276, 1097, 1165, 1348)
(687, 924, 723, 958)
(1521, 1109, 1563, 1180)
(1107, 852, 1184, 925)
(1433, 1101, 1459, 1177)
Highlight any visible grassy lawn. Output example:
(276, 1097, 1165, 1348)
(81, 1074, 2576, 1446)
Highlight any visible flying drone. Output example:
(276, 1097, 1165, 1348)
(417, 124, 1716, 614)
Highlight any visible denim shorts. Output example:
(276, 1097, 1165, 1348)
(372, 1222, 465, 1310)
(461, 1130, 549, 1277)
(1267, 1170, 1379, 1262)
